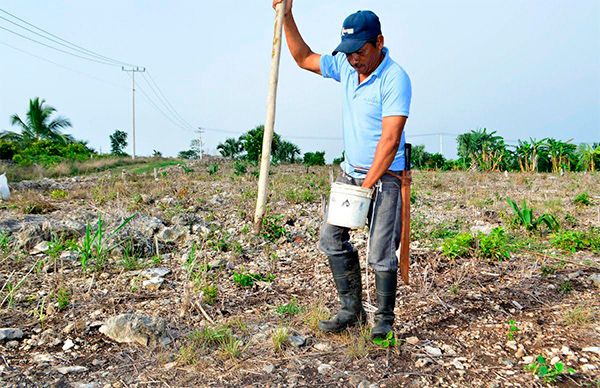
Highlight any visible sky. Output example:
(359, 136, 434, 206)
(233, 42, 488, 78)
(0, 1, 598, 161)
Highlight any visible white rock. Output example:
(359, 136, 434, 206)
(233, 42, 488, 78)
(405, 336, 420, 345)
(415, 358, 432, 368)
(581, 364, 597, 371)
(451, 359, 465, 370)
(140, 267, 171, 279)
(30, 241, 49, 255)
(0, 328, 23, 340)
(561, 346, 573, 355)
(33, 353, 54, 363)
(550, 356, 560, 365)
(582, 346, 600, 355)
(317, 363, 332, 374)
(263, 363, 275, 373)
(441, 344, 457, 356)
(99, 313, 169, 347)
(425, 346, 443, 357)
(142, 277, 164, 290)
(56, 365, 88, 374)
(62, 339, 75, 351)
(522, 356, 534, 364)
(314, 342, 332, 352)
(505, 341, 517, 351)
(589, 274, 600, 288)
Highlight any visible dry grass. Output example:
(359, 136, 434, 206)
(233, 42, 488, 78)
(563, 305, 598, 326)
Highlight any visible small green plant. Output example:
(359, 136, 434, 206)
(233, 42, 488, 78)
(276, 298, 302, 316)
(551, 229, 599, 253)
(346, 324, 371, 359)
(573, 192, 591, 206)
(50, 189, 68, 199)
(233, 160, 247, 176)
(441, 233, 473, 259)
(77, 214, 136, 271)
(558, 280, 573, 294)
(33, 297, 47, 328)
(540, 265, 556, 276)
(477, 227, 511, 261)
(372, 330, 397, 348)
(0, 231, 10, 252)
(272, 327, 289, 353)
(232, 271, 275, 287)
(506, 198, 559, 232)
(207, 163, 219, 175)
(300, 302, 330, 332)
(119, 241, 140, 270)
(201, 284, 218, 305)
(524, 355, 575, 383)
(56, 287, 70, 310)
(506, 319, 519, 340)
(219, 334, 243, 359)
(261, 214, 288, 242)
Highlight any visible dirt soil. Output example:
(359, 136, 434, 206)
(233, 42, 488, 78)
(0, 161, 598, 387)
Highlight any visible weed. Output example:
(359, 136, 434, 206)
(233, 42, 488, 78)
(233, 160, 247, 176)
(119, 241, 141, 270)
(219, 334, 243, 359)
(261, 214, 288, 242)
(56, 287, 70, 310)
(207, 163, 219, 175)
(0, 231, 10, 252)
(232, 271, 275, 287)
(477, 227, 511, 260)
(77, 214, 137, 271)
(506, 320, 519, 340)
(276, 298, 302, 316)
(558, 280, 573, 294)
(33, 297, 47, 328)
(540, 265, 556, 276)
(524, 355, 575, 383)
(372, 330, 397, 348)
(550, 230, 593, 253)
(50, 189, 68, 199)
(346, 324, 370, 359)
(573, 192, 591, 206)
(506, 198, 559, 232)
(441, 233, 473, 259)
(430, 223, 459, 239)
(201, 284, 218, 305)
(272, 327, 289, 353)
(563, 306, 596, 326)
(151, 255, 162, 266)
(301, 302, 330, 332)
(240, 225, 250, 234)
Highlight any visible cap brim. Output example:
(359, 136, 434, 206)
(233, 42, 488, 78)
(332, 38, 367, 56)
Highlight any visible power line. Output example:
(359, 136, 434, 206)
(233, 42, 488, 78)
(0, 40, 126, 90)
(0, 24, 120, 66)
(0, 8, 137, 67)
(145, 71, 195, 130)
(139, 72, 194, 131)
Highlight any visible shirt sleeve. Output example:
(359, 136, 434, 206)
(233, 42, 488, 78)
(320, 54, 343, 82)
(381, 69, 411, 117)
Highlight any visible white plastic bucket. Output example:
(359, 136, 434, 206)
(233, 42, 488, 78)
(326, 182, 373, 229)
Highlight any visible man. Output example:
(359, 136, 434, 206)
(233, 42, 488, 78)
(273, 0, 411, 339)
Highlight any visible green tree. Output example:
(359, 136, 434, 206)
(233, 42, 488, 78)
(0, 98, 73, 146)
(217, 137, 244, 159)
(273, 140, 301, 164)
(240, 125, 281, 163)
(178, 149, 199, 159)
(303, 151, 325, 171)
(546, 138, 577, 173)
(514, 138, 547, 172)
(109, 130, 128, 156)
(576, 143, 600, 172)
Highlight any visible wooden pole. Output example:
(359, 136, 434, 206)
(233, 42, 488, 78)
(254, 0, 286, 233)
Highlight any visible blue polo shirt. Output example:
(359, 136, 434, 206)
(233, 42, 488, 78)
(320, 47, 411, 176)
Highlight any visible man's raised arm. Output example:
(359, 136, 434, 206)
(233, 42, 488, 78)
(273, 0, 321, 74)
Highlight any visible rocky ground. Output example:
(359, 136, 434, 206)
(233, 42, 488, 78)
(0, 160, 598, 387)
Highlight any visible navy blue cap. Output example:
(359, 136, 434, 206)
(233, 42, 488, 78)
(332, 10, 381, 55)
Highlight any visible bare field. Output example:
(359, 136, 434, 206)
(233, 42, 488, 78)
(0, 161, 598, 387)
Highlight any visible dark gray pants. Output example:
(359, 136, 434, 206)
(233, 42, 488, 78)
(319, 172, 403, 272)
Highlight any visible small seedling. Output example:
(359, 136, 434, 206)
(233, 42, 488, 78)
(573, 192, 591, 206)
(372, 331, 397, 348)
(477, 227, 511, 261)
(233, 160, 247, 176)
(506, 198, 559, 232)
(56, 287, 70, 310)
(506, 320, 519, 340)
(524, 355, 575, 383)
(275, 298, 302, 316)
(558, 280, 573, 294)
(232, 271, 275, 287)
(0, 231, 9, 252)
(207, 163, 219, 175)
(272, 327, 289, 353)
(201, 284, 218, 305)
(261, 214, 288, 242)
(50, 189, 68, 199)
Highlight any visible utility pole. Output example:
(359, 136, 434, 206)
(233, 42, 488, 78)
(195, 127, 205, 160)
(439, 133, 444, 156)
(122, 66, 146, 160)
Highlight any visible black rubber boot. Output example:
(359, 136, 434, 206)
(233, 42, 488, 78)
(371, 271, 398, 339)
(318, 251, 366, 333)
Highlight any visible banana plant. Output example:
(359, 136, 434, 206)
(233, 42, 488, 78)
(577, 143, 600, 172)
(507, 198, 559, 232)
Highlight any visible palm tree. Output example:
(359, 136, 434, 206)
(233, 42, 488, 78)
(274, 140, 301, 164)
(514, 138, 547, 172)
(0, 97, 73, 146)
(217, 137, 244, 159)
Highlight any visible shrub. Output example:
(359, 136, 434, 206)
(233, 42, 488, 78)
(261, 214, 288, 242)
(477, 227, 511, 260)
(551, 229, 600, 253)
(573, 192, 591, 206)
(442, 233, 473, 258)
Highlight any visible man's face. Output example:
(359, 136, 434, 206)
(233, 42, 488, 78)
(346, 35, 384, 76)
